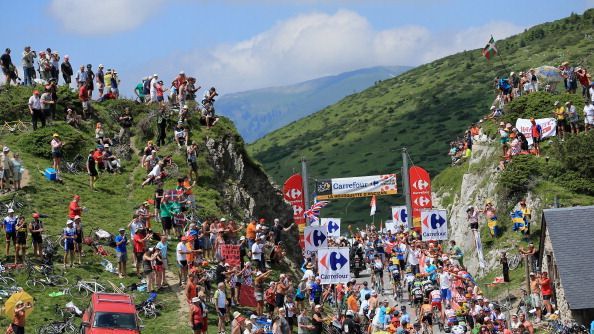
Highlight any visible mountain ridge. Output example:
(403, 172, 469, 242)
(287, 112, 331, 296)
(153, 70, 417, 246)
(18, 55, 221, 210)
(217, 65, 411, 142)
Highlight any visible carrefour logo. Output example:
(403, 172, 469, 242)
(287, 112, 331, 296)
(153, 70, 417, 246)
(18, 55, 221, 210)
(319, 251, 348, 271)
(306, 229, 327, 247)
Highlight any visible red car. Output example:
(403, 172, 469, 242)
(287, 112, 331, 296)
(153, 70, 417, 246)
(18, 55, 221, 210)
(81, 293, 142, 333)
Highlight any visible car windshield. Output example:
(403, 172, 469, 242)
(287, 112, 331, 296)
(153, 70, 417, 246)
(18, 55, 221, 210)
(93, 312, 137, 329)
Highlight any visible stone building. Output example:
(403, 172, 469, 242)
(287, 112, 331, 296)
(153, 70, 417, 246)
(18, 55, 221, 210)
(538, 206, 594, 325)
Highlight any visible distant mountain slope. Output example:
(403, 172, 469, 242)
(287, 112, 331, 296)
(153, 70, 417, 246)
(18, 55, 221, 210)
(217, 66, 411, 142)
(248, 10, 594, 224)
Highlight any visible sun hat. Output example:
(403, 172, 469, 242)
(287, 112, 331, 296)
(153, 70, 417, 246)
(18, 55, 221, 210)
(233, 311, 241, 319)
(240, 236, 246, 241)
(119, 228, 125, 232)
(74, 215, 81, 220)
(7, 208, 14, 213)
(220, 218, 226, 222)
(66, 220, 73, 225)
(52, 133, 60, 137)
(554, 101, 560, 106)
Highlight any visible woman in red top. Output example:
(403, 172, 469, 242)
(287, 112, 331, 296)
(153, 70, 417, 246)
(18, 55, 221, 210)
(68, 195, 82, 219)
(190, 296, 203, 334)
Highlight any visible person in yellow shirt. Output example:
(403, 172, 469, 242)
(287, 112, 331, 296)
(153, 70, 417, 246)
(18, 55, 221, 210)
(553, 100, 566, 139)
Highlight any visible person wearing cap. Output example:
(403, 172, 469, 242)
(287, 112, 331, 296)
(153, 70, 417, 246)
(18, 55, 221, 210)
(50, 133, 63, 175)
(213, 282, 228, 333)
(114, 227, 128, 278)
(189, 296, 204, 334)
(254, 270, 272, 315)
(174, 121, 189, 148)
(2, 207, 18, 257)
(62, 220, 77, 269)
(251, 235, 266, 271)
(68, 195, 82, 220)
(28, 213, 44, 258)
(28, 89, 44, 130)
(11, 299, 32, 334)
(0, 146, 13, 192)
(72, 215, 84, 265)
(96, 64, 105, 98)
(231, 311, 243, 334)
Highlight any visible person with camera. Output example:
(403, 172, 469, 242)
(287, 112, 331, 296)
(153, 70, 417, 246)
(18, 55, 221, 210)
(202, 87, 219, 129)
(21, 46, 36, 86)
(118, 107, 133, 143)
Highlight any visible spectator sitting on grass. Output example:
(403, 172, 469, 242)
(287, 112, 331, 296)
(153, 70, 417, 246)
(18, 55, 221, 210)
(66, 108, 81, 128)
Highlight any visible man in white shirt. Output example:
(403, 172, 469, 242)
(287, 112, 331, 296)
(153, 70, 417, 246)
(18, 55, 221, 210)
(251, 237, 265, 271)
(176, 237, 190, 285)
(28, 90, 44, 130)
(149, 74, 159, 103)
(437, 267, 452, 306)
(407, 245, 420, 275)
(214, 282, 228, 333)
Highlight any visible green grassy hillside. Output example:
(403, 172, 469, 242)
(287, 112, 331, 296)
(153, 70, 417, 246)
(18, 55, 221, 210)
(248, 9, 594, 224)
(0, 86, 292, 333)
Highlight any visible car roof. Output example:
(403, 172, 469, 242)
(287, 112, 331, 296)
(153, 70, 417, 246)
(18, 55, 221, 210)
(92, 293, 136, 313)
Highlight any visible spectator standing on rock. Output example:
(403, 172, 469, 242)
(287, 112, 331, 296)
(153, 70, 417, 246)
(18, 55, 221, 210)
(28, 90, 44, 130)
(85, 64, 95, 98)
(1, 48, 15, 85)
(60, 55, 73, 86)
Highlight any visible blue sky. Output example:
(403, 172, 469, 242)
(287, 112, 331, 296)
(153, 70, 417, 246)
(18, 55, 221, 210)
(3, 0, 593, 94)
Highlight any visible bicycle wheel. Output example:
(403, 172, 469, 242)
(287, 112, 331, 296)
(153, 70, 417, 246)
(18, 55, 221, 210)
(49, 275, 69, 287)
(38, 324, 62, 334)
(26, 279, 45, 291)
(141, 308, 158, 319)
(64, 322, 78, 334)
(0, 276, 16, 287)
(509, 255, 521, 270)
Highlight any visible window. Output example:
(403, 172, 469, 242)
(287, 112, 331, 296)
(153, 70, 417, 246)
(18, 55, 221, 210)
(93, 312, 137, 329)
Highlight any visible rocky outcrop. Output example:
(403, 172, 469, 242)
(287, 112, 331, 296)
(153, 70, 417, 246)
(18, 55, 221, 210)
(204, 134, 299, 261)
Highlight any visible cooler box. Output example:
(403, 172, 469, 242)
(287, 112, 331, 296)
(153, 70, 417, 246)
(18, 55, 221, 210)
(44, 168, 57, 181)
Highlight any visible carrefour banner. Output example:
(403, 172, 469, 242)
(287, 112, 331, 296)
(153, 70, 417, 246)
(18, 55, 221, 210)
(420, 209, 448, 241)
(304, 226, 328, 256)
(315, 174, 398, 200)
(317, 247, 351, 284)
(320, 218, 341, 237)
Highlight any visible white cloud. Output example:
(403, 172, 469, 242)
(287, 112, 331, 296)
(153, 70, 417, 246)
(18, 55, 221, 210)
(145, 10, 524, 93)
(49, 0, 165, 34)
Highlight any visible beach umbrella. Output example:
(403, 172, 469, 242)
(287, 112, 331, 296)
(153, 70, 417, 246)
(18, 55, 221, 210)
(3, 290, 34, 320)
(534, 65, 564, 82)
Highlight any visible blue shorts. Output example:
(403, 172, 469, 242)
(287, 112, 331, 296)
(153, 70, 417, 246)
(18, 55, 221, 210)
(440, 288, 451, 301)
(64, 241, 75, 251)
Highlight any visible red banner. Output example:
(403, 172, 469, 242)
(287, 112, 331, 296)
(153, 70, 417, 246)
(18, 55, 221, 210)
(283, 174, 306, 249)
(409, 166, 432, 229)
(221, 244, 240, 267)
(238, 285, 257, 307)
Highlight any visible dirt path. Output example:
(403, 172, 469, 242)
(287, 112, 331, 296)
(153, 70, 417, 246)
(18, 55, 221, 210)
(165, 267, 189, 323)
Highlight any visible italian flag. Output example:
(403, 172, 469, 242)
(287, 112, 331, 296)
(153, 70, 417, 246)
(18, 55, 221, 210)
(482, 36, 498, 60)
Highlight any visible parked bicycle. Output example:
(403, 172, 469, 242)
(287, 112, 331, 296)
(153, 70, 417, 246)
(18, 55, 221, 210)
(36, 316, 77, 334)
(60, 154, 84, 174)
(65, 277, 106, 296)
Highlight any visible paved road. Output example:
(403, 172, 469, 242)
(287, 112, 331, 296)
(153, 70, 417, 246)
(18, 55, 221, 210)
(353, 268, 445, 333)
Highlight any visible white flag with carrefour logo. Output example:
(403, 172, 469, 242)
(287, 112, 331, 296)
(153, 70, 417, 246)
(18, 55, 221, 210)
(304, 226, 328, 256)
(317, 247, 350, 284)
(320, 218, 341, 237)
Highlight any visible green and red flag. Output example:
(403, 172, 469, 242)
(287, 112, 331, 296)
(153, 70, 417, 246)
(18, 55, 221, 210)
(482, 36, 498, 60)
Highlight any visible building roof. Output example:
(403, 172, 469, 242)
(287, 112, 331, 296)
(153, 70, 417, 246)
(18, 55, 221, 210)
(542, 206, 594, 310)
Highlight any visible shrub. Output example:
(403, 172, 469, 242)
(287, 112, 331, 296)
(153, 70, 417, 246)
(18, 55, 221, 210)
(17, 123, 90, 159)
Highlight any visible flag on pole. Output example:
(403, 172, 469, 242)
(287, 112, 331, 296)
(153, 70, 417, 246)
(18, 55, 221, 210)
(482, 36, 498, 60)
(370, 195, 377, 216)
(304, 199, 330, 224)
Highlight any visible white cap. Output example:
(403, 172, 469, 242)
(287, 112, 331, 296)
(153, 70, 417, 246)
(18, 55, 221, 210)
(7, 208, 14, 213)
(98, 64, 104, 68)
(153, 73, 158, 77)
(2, 146, 9, 152)
(220, 217, 226, 222)
(179, 71, 185, 75)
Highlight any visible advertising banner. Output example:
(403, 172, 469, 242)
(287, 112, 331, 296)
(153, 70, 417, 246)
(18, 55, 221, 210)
(220, 244, 241, 267)
(315, 174, 398, 200)
(409, 167, 432, 229)
(317, 247, 351, 284)
(320, 218, 341, 237)
(304, 226, 328, 256)
(515, 118, 557, 145)
(420, 209, 448, 241)
(283, 173, 306, 249)
(391, 206, 408, 229)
